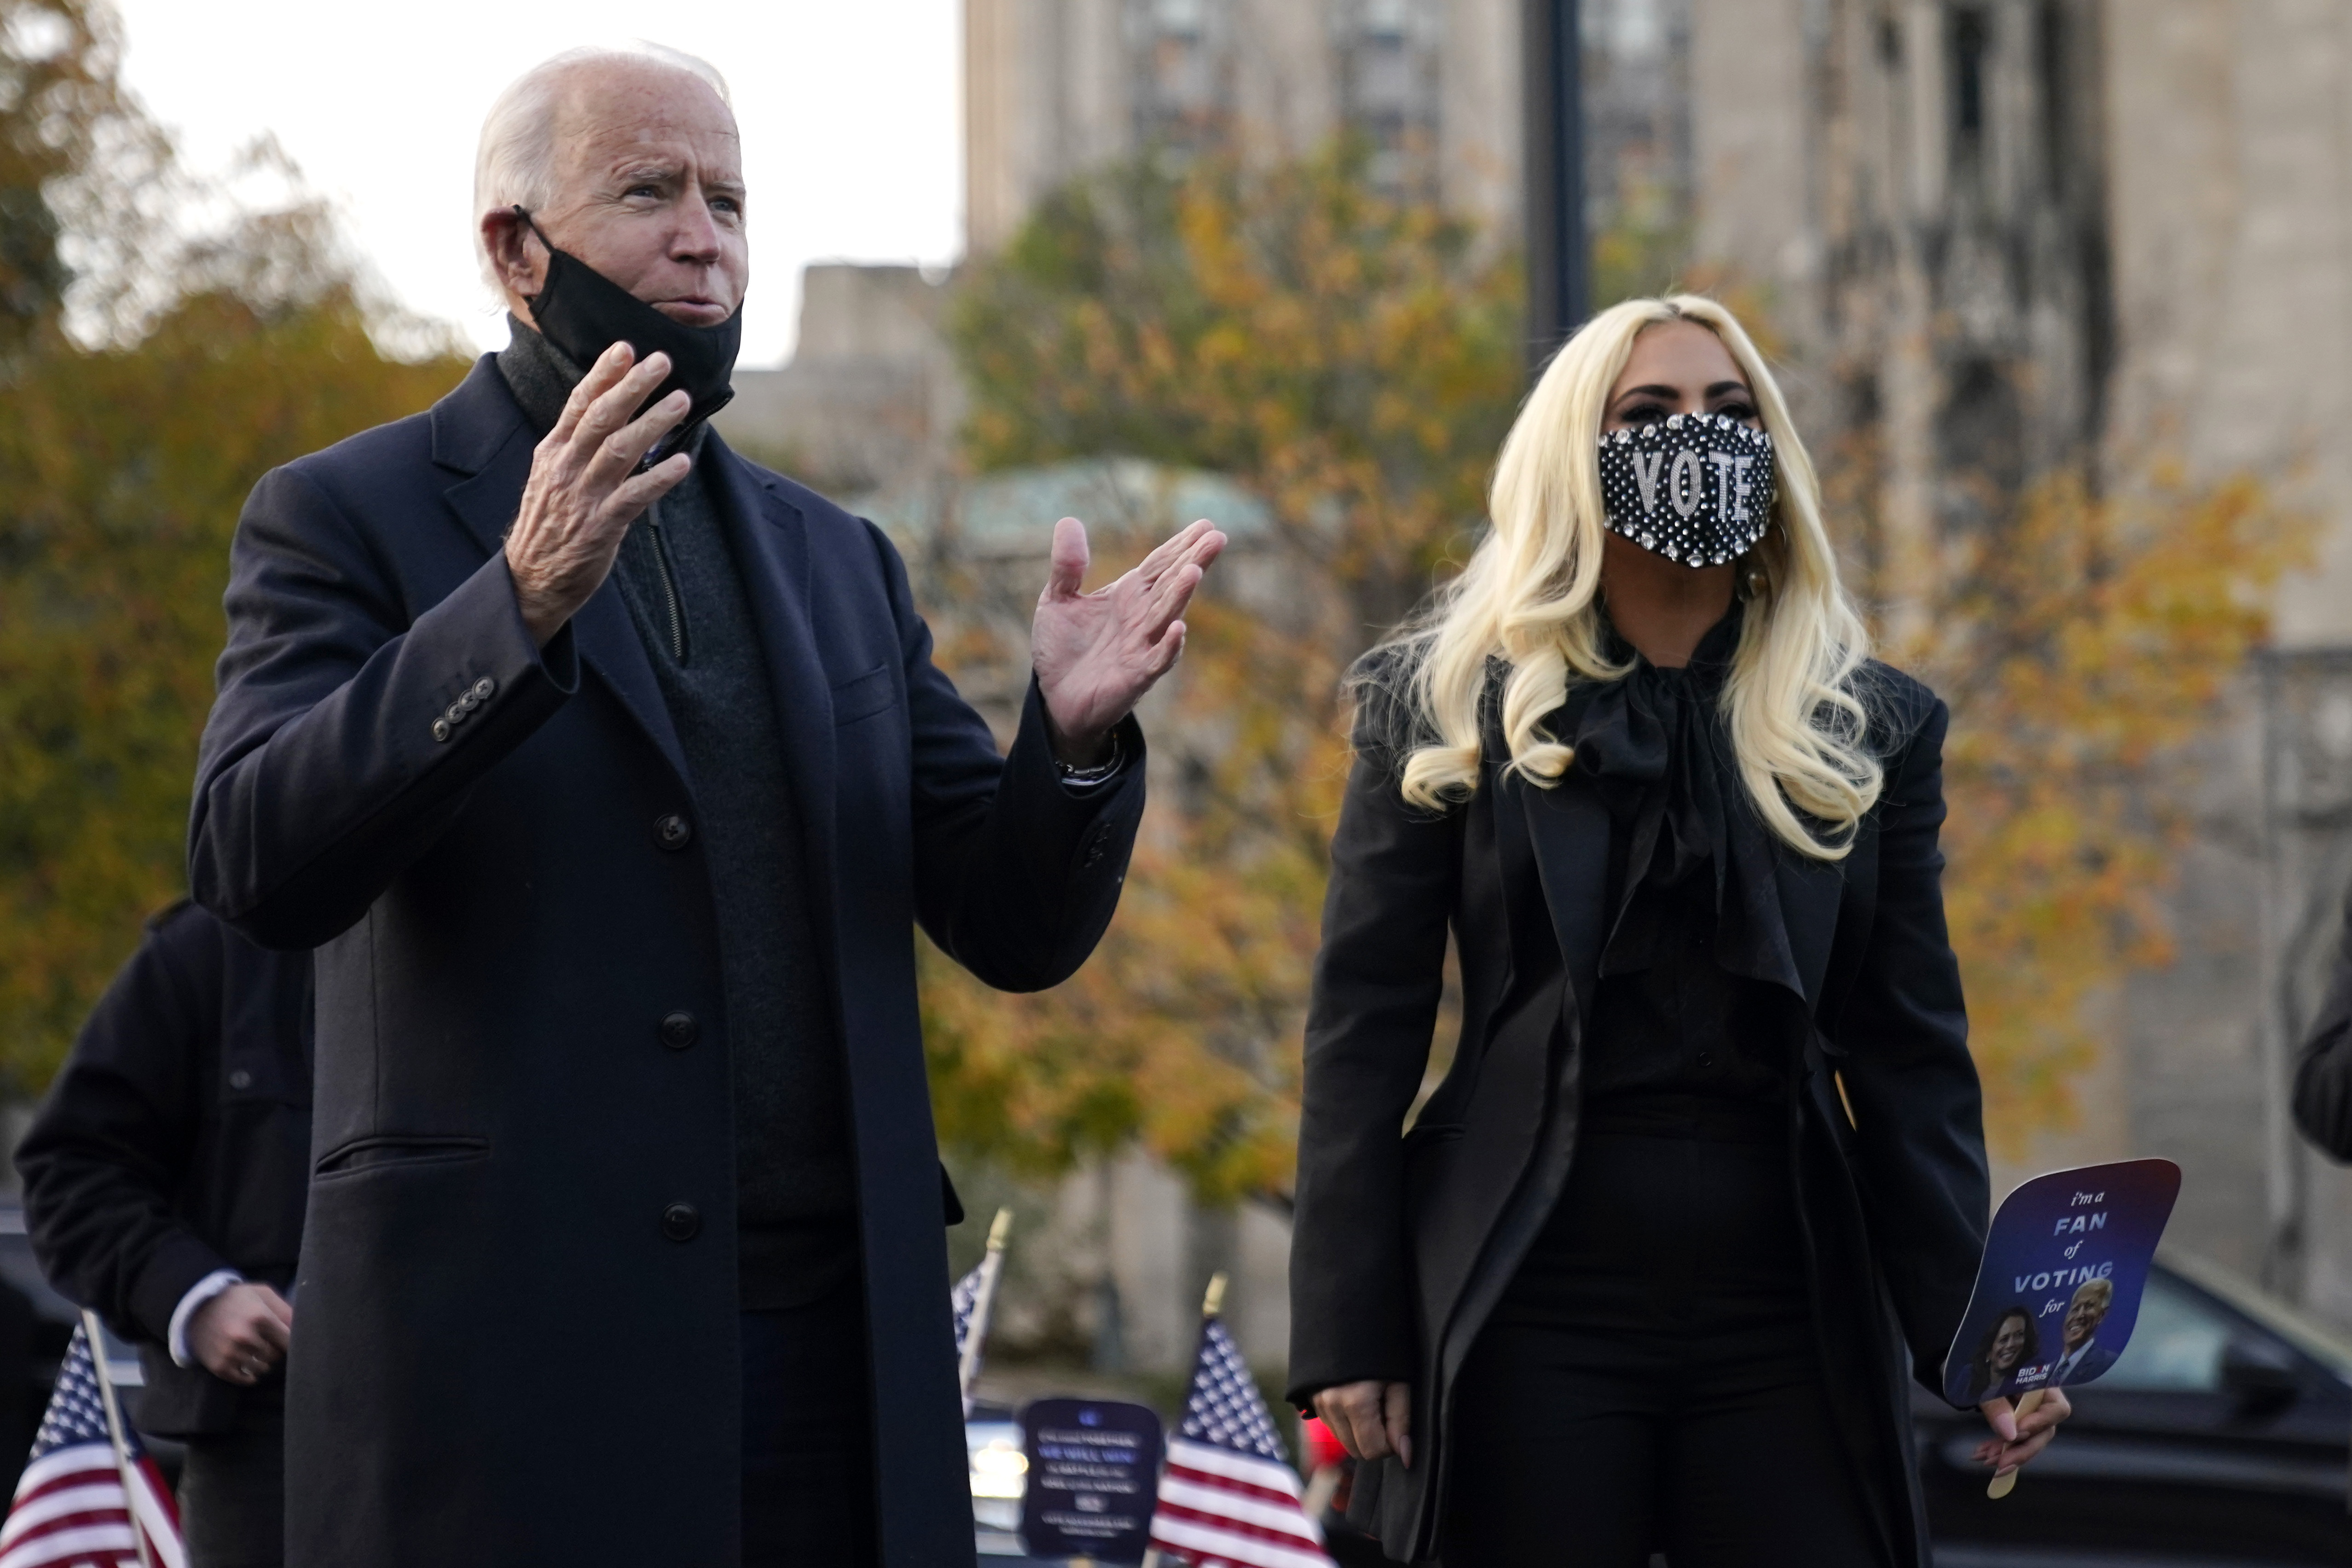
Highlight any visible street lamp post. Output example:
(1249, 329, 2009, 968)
(1523, 0, 1587, 372)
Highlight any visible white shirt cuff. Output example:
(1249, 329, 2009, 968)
(168, 1269, 245, 1368)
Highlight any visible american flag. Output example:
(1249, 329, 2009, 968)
(953, 1209, 1011, 1417)
(951, 1257, 986, 1363)
(1147, 1315, 1329, 1568)
(0, 1324, 183, 1568)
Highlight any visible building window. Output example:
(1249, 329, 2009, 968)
(1133, 0, 1233, 154)
(2035, 0, 2068, 196)
(1951, 5, 1990, 155)
(1340, 0, 1440, 196)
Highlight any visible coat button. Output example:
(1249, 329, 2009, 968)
(659, 1012, 699, 1049)
(431, 718, 452, 743)
(654, 813, 693, 851)
(227, 1069, 252, 1091)
(472, 677, 496, 701)
(661, 1203, 701, 1242)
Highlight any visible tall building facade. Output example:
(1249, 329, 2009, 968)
(1690, 0, 2112, 619)
(1682, 0, 2352, 1331)
(963, 0, 1524, 253)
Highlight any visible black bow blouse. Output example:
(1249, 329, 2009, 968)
(1571, 604, 1794, 1137)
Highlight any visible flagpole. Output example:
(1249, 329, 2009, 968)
(80, 1309, 157, 1568)
(957, 1208, 1014, 1413)
(1145, 1274, 1228, 1568)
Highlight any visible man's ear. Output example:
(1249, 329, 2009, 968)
(480, 208, 542, 323)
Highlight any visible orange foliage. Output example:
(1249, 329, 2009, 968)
(1891, 468, 2311, 1151)
(928, 146, 1521, 1200)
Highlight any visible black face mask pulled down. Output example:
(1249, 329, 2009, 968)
(1595, 411, 1778, 568)
(515, 207, 741, 467)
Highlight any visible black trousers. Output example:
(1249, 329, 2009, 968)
(1441, 1120, 1884, 1568)
(178, 1389, 284, 1568)
(741, 1279, 878, 1568)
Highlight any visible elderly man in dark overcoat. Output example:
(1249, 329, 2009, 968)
(185, 42, 1222, 1568)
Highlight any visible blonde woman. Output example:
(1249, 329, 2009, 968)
(1286, 298, 2068, 1566)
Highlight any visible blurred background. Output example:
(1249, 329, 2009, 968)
(1, 0, 2350, 1432)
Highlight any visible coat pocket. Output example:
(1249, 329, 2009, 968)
(831, 663, 896, 725)
(313, 1134, 490, 1180)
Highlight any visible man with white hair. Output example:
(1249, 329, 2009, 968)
(187, 43, 1222, 1568)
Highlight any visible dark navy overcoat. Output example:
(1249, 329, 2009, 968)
(188, 357, 1143, 1568)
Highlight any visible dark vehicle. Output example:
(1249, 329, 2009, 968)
(1918, 1254, 2352, 1566)
(0, 1203, 77, 1497)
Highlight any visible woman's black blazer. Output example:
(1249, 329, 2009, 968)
(1287, 663, 1988, 1566)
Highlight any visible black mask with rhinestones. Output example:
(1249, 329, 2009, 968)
(1596, 412, 1778, 568)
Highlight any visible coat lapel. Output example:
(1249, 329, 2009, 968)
(430, 356, 690, 784)
(1517, 772, 1612, 1024)
(1773, 843, 1848, 1009)
(703, 435, 840, 920)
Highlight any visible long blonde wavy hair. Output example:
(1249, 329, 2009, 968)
(1381, 295, 1882, 859)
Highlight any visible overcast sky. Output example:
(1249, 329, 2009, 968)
(108, 0, 965, 366)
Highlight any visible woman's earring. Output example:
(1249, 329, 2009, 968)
(1737, 561, 1767, 600)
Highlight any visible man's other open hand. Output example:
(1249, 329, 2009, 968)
(1031, 517, 1226, 764)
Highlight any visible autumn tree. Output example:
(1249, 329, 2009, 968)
(0, 0, 137, 353)
(0, 0, 469, 1093)
(930, 146, 1523, 1200)
(1883, 469, 2308, 1151)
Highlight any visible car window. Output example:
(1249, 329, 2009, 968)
(2161, 1249, 2352, 1381)
(0, 1232, 76, 1324)
(2096, 1272, 2232, 1393)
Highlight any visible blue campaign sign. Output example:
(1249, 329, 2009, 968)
(1019, 1398, 1164, 1563)
(1943, 1158, 2182, 1407)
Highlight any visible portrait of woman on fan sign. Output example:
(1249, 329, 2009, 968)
(1286, 293, 2073, 1568)
(1960, 1308, 2043, 1406)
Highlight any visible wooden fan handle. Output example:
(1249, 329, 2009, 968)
(1985, 1387, 2047, 1499)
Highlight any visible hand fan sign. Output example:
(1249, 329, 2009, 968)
(1942, 1158, 2182, 1498)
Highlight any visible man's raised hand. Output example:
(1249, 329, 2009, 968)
(504, 342, 694, 646)
(1031, 517, 1227, 764)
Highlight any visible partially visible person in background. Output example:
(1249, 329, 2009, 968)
(2294, 880, 2352, 1160)
(15, 900, 311, 1568)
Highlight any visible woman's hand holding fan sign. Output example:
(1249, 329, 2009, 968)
(1945, 1159, 2183, 1496)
